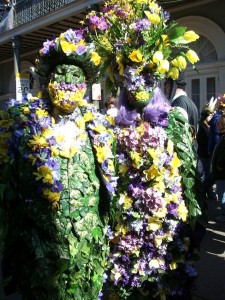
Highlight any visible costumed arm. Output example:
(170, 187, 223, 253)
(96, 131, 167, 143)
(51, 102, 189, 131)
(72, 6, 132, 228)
(166, 107, 207, 228)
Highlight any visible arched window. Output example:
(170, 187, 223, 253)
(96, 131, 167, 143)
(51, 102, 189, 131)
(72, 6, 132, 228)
(191, 35, 217, 63)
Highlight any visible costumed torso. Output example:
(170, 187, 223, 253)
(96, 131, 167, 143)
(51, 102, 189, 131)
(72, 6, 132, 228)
(0, 99, 108, 300)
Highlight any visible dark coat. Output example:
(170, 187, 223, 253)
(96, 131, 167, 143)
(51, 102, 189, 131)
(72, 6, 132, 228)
(172, 95, 199, 132)
(197, 122, 210, 158)
(211, 134, 225, 180)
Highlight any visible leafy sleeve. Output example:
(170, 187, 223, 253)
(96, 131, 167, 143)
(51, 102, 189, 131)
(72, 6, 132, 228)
(166, 108, 207, 227)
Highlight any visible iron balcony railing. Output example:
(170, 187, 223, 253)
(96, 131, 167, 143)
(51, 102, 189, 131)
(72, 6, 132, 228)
(14, 0, 78, 26)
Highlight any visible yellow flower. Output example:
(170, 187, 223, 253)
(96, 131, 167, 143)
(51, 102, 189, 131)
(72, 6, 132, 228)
(170, 261, 178, 270)
(60, 146, 78, 158)
(183, 30, 199, 42)
(35, 108, 48, 118)
(96, 146, 111, 163)
(167, 67, 179, 80)
(130, 151, 141, 166)
(119, 194, 133, 210)
(178, 201, 188, 221)
(43, 188, 60, 203)
(60, 40, 76, 55)
(83, 111, 94, 122)
(144, 11, 160, 24)
(152, 51, 164, 63)
(33, 165, 53, 184)
(144, 165, 160, 181)
(135, 91, 149, 101)
(172, 56, 187, 70)
(147, 216, 162, 231)
(93, 124, 107, 133)
(22, 107, 30, 114)
(167, 139, 174, 155)
(129, 50, 143, 63)
(29, 135, 49, 150)
(149, 258, 164, 269)
(186, 49, 199, 64)
(91, 51, 102, 66)
(116, 52, 125, 75)
(157, 59, 169, 74)
(171, 152, 181, 170)
(115, 224, 128, 236)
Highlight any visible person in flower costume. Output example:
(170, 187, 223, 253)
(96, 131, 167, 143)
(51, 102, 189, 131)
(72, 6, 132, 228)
(86, 0, 206, 299)
(0, 28, 114, 300)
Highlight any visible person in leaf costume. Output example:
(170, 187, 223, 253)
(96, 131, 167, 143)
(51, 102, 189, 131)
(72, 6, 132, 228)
(86, 0, 207, 299)
(0, 29, 112, 300)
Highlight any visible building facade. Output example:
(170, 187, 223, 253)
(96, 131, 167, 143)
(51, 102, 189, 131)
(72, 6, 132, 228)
(0, 0, 225, 111)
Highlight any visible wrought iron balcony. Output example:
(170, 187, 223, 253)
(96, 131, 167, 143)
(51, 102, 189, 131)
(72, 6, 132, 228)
(14, 0, 79, 27)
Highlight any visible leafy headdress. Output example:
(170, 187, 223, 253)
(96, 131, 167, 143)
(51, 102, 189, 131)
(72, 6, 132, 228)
(87, 0, 200, 109)
(35, 28, 98, 86)
(35, 28, 101, 112)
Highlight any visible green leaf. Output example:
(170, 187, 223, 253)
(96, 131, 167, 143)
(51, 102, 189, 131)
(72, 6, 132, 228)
(168, 26, 187, 41)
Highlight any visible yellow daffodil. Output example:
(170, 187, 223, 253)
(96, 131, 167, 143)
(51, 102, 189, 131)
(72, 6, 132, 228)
(183, 30, 199, 42)
(167, 67, 180, 80)
(167, 139, 174, 155)
(96, 146, 111, 163)
(171, 152, 181, 170)
(129, 50, 143, 63)
(130, 151, 141, 166)
(60, 40, 76, 55)
(147, 216, 162, 231)
(60, 146, 78, 159)
(172, 56, 187, 70)
(83, 111, 94, 122)
(186, 49, 200, 64)
(33, 165, 53, 184)
(178, 201, 188, 221)
(144, 11, 160, 24)
(157, 59, 169, 74)
(149, 258, 164, 269)
(152, 51, 164, 63)
(144, 164, 160, 181)
(91, 51, 102, 66)
(135, 91, 149, 101)
(119, 194, 133, 210)
(116, 52, 125, 75)
(93, 124, 107, 133)
(29, 135, 49, 150)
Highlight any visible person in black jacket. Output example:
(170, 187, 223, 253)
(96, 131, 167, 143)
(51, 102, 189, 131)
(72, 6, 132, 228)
(197, 107, 217, 199)
(164, 72, 199, 134)
(211, 113, 225, 221)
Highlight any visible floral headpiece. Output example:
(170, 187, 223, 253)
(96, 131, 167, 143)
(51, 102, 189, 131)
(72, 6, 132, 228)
(35, 28, 99, 86)
(87, 0, 200, 107)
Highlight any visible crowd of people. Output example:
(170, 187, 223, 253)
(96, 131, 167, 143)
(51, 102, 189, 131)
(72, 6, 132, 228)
(0, 0, 224, 299)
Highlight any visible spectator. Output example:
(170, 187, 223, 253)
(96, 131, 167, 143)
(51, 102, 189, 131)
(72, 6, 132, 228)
(211, 114, 225, 221)
(197, 106, 216, 199)
(165, 72, 199, 134)
(208, 94, 225, 155)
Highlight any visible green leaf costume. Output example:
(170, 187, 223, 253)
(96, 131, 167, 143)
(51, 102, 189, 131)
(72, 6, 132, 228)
(0, 66, 109, 300)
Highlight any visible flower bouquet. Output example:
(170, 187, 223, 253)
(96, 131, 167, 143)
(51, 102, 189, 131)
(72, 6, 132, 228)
(87, 0, 199, 104)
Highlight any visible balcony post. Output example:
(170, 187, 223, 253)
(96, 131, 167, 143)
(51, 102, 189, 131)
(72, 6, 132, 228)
(12, 35, 21, 75)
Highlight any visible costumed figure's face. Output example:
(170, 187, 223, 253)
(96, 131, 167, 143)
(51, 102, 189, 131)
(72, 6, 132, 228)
(48, 64, 87, 113)
(123, 66, 157, 110)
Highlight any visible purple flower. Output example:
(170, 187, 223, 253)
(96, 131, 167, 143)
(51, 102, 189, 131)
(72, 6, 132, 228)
(134, 19, 150, 31)
(75, 45, 87, 55)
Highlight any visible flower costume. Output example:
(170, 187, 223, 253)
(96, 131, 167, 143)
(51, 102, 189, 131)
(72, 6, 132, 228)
(86, 0, 206, 299)
(0, 29, 112, 300)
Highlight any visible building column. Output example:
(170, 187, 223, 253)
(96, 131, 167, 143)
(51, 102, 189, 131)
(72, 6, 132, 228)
(12, 35, 21, 76)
